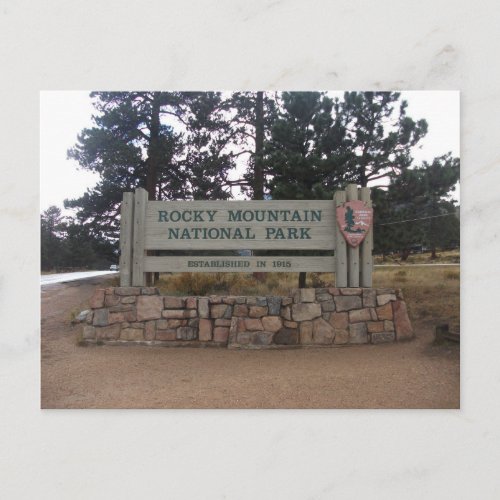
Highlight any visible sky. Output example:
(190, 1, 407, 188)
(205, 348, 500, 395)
(40, 90, 460, 213)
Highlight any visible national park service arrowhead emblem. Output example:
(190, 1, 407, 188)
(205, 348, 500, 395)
(336, 200, 373, 248)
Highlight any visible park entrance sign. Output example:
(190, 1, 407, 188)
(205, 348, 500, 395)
(119, 184, 373, 288)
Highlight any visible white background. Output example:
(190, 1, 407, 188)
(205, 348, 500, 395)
(1, 0, 500, 498)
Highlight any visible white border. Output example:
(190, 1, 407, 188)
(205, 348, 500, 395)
(2, 1, 499, 498)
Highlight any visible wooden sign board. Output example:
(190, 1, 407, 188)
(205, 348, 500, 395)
(120, 185, 373, 287)
(336, 200, 373, 248)
(145, 200, 335, 250)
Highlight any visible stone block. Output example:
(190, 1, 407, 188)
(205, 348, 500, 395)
(108, 304, 133, 312)
(222, 296, 236, 305)
(312, 318, 335, 344)
(281, 297, 293, 306)
(251, 331, 274, 345)
(211, 304, 230, 319)
(144, 321, 156, 340)
(316, 293, 332, 302)
(334, 295, 362, 312)
(244, 318, 263, 331)
(164, 296, 185, 309)
(371, 331, 396, 344)
(362, 289, 377, 308)
(267, 296, 282, 315)
(199, 319, 213, 341)
(367, 321, 385, 333)
(384, 320, 395, 331)
(235, 296, 247, 304)
(262, 316, 282, 332)
(95, 323, 120, 340)
(349, 323, 368, 344)
(121, 296, 136, 304)
(283, 320, 297, 328)
(156, 329, 177, 341)
(237, 331, 251, 344)
(299, 289, 316, 303)
(129, 323, 144, 328)
(141, 287, 159, 295)
(115, 287, 141, 296)
(321, 301, 336, 312)
(377, 294, 397, 306)
(120, 328, 144, 341)
(392, 301, 413, 340)
(299, 321, 313, 344)
(215, 319, 232, 327)
(162, 309, 197, 319)
(375, 302, 393, 321)
(104, 287, 115, 295)
(341, 288, 362, 296)
(274, 328, 298, 345)
(189, 318, 200, 328)
(349, 308, 372, 323)
(322, 313, 331, 321)
(104, 294, 120, 307)
(89, 289, 105, 309)
(292, 302, 322, 322)
(334, 329, 349, 344)
(198, 298, 210, 318)
(157, 319, 182, 329)
(185, 297, 197, 309)
(247, 296, 267, 306)
(177, 327, 197, 341)
(136, 296, 164, 321)
(233, 304, 249, 317)
(108, 310, 136, 324)
(209, 295, 222, 304)
(93, 308, 109, 326)
(281, 306, 292, 320)
(213, 327, 230, 343)
(249, 306, 268, 318)
(328, 312, 348, 330)
(328, 288, 340, 296)
(82, 325, 95, 339)
(86, 311, 94, 324)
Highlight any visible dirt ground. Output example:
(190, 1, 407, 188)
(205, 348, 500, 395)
(41, 276, 460, 409)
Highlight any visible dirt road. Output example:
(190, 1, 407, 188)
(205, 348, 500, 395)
(41, 277, 459, 409)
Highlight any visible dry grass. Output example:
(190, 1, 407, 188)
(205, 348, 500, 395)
(373, 249, 460, 265)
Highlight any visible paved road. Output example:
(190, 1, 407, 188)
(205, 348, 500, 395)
(41, 270, 118, 286)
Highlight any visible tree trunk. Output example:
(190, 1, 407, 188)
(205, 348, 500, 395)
(146, 93, 161, 286)
(254, 91, 264, 199)
(298, 272, 307, 288)
(253, 91, 266, 282)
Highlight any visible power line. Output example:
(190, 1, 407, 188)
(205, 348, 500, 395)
(375, 212, 457, 226)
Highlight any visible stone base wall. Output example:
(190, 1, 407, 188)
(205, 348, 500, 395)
(81, 286, 413, 348)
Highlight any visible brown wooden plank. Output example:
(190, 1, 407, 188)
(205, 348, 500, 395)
(119, 192, 134, 286)
(144, 200, 335, 250)
(359, 186, 373, 287)
(333, 190, 347, 287)
(346, 184, 359, 287)
(143, 256, 336, 273)
(132, 188, 148, 286)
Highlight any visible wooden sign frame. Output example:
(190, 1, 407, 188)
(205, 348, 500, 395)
(119, 184, 373, 287)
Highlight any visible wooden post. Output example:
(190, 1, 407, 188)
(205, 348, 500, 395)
(346, 184, 359, 287)
(119, 192, 134, 286)
(132, 188, 148, 286)
(334, 190, 347, 287)
(359, 186, 373, 287)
